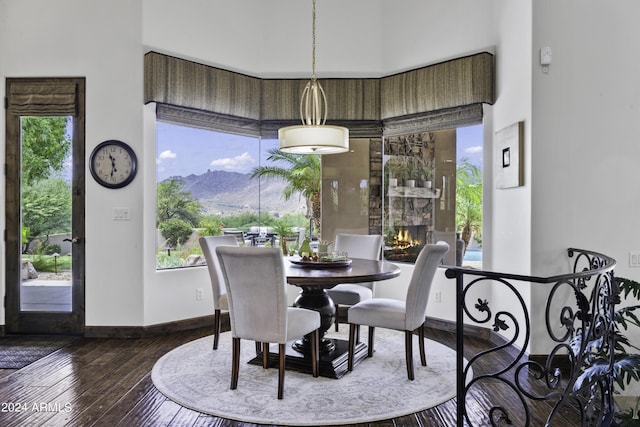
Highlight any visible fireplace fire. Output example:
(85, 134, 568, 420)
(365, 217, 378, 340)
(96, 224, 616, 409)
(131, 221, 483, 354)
(384, 228, 426, 263)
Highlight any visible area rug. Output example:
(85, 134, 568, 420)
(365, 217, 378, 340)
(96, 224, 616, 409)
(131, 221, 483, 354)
(0, 335, 78, 369)
(152, 329, 461, 426)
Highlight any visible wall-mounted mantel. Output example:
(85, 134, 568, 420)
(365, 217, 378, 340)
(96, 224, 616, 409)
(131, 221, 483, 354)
(388, 187, 441, 198)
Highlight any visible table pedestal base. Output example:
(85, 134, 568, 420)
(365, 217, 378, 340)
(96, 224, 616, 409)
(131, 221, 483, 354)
(248, 338, 368, 379)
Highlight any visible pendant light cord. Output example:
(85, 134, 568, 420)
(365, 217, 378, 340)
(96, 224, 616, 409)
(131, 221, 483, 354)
(311, 0, 317, 80)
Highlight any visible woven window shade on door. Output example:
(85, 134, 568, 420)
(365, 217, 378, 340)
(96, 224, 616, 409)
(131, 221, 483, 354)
(7, 81, 78, 116)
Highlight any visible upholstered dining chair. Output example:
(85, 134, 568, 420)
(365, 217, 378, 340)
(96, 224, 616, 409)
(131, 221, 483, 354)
(326, 233, 384, 332)
(199, 235, 239, 350)
(347, 241, 449, 380)
(215, 246, 320, 399)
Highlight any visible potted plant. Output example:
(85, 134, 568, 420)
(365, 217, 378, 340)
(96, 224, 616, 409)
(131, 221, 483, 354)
(403, 158, 419, 188)
(271, 220, 293, 254)
(575, 276, 640, 425)
(419, 159, 434, 189)
(385, 158, 404, 187)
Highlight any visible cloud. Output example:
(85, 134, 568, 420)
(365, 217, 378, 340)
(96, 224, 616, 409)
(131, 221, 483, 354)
(465, 146, 483, 154)
(210, 152, 255, 171)
(157, 150, 177, 164)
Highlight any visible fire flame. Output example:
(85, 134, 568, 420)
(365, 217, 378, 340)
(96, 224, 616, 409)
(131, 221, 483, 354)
(393, 229, 421, 249)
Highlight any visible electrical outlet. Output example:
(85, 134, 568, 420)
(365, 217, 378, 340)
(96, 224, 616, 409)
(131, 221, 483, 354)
(196, 288, 204, 301)
(629, 252, 640, 268)
(434, 291, 442, 303)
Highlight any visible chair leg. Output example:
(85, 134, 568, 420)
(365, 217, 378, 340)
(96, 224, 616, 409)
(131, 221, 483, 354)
(367, 326, 375, 357)
(278, 343, 285, 399)
(213, 309, 221, 350)
(334, 303, 340, 331)
(348, 323, 357, 371)
(418, 325, 427, 366)
(231, 337, 240, 390)
(262, 342, 269, 368)
(255, 341, 262, 356)
(405, 330, 414, 380)
(310, 330, 319, 377)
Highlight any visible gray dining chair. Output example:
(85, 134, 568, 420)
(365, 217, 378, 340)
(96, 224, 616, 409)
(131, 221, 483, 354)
(326, 233, 384, 332)
(199, 235, 239, 350)
(216, 246, 320, 399)
(347, 241, 449, 380)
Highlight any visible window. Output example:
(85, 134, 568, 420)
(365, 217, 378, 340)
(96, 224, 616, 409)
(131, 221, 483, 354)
(155, 123, 310, 269)
(382, 124, 482, 267)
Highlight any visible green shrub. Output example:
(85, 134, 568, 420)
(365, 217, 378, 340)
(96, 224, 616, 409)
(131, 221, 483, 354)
(159, 218, 193, 247)
(199, 217, 223, 236)
(33, 242, 62, 255)
(27, 254, 71, 272)
(156, 252, 185, 269)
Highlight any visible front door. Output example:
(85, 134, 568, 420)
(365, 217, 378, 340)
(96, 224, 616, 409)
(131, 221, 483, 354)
(4, 78, 85, 334)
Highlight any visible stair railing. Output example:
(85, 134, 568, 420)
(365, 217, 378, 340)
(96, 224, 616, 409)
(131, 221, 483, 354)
(444, 248, 617, 426)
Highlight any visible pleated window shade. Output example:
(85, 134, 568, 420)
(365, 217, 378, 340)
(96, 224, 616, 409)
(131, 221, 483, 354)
(7, 82, 78, 116)
(156, 104, 261, 138)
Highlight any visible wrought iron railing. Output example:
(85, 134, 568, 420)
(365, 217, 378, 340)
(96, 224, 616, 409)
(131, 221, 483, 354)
(444, 248, 617, 426)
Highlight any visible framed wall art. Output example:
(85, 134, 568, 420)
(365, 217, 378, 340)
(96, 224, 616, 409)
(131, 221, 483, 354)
(494, 121, 524, 189)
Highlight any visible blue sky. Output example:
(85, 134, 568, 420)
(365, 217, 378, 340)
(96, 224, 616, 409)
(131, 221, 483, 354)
(156, 122, 483, 181)
(156, 123, 278, 180)
(456, 124, 484, 167)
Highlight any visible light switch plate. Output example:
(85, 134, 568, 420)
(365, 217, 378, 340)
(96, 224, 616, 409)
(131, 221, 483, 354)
(113, 207, 131, 221)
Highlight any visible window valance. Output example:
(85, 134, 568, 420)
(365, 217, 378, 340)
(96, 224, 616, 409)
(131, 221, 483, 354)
(7, 80, 79, 116)
(145, 51, 494, 137)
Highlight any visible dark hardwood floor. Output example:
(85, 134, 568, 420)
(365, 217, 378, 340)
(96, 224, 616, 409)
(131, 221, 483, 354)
(0, 323, 580, 426)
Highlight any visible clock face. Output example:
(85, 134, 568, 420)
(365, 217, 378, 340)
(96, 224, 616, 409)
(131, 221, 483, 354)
(89, 140, 137, 189)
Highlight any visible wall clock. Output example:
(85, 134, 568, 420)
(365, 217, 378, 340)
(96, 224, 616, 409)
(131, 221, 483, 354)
(89, 140, 138, 189)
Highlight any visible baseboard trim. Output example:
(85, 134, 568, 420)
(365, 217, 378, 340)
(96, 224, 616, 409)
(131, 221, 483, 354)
(423, 316, 506, 346)
(79, 314, 500, 343)
(84, 314, 227, 338)
(2, 311, 505, 346)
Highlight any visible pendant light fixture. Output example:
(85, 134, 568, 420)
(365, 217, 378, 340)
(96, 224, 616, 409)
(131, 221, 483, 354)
(278, 0, 349, 155)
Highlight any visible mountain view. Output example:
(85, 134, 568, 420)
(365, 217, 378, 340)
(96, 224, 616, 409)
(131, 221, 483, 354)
(167, 169, 306, 217)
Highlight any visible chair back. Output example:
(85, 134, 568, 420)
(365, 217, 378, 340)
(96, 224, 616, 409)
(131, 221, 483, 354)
(404, 241, 449, 331)
(334, 233, 383, 260)
(216, 246, 288, 343)
(222, 229, 246, 246)
(199, 235, 238, 309)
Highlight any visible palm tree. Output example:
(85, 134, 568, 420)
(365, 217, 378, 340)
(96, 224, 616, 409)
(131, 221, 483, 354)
(251, 149, 321, 235)
(456, 159, 482, 253)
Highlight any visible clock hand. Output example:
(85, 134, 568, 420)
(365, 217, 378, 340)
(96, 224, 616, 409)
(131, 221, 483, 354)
(109, 153, 117, 176)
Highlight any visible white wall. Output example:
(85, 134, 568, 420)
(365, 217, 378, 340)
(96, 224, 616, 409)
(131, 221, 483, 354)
(380, 0, 497, 74)
(0, 0, 146, 326)
(530, 0, 640, 397)
(142, 0, 384, 78)
(482, 0, 533, 351)
(531, 0, 640, 281)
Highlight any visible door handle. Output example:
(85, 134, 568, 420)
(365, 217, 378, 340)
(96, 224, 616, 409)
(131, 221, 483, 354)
(63, 237, 81, 244)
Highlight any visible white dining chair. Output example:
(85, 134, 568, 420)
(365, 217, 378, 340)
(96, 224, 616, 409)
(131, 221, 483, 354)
(347, 241, 449, 380)
(216, 246, 320, 399)
(199, 235, 238, 350)
(326, 233, 384, 332)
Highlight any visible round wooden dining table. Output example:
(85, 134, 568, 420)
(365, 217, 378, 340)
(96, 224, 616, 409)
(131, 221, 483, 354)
(282, 256, 401, 378)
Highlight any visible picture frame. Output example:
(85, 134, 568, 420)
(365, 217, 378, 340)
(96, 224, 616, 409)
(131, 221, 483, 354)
(495, 121, 524, 189)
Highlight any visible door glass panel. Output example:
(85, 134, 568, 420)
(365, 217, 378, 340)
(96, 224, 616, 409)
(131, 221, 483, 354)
(20, 116, 73, 312)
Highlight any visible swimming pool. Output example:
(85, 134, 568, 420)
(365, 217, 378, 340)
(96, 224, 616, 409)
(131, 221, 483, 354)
(463, 248, 482, 261)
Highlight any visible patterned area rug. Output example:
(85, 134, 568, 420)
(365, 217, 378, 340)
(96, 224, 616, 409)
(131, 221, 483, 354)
(152, 329, 460, 426)
(0, 335, 78, 369)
